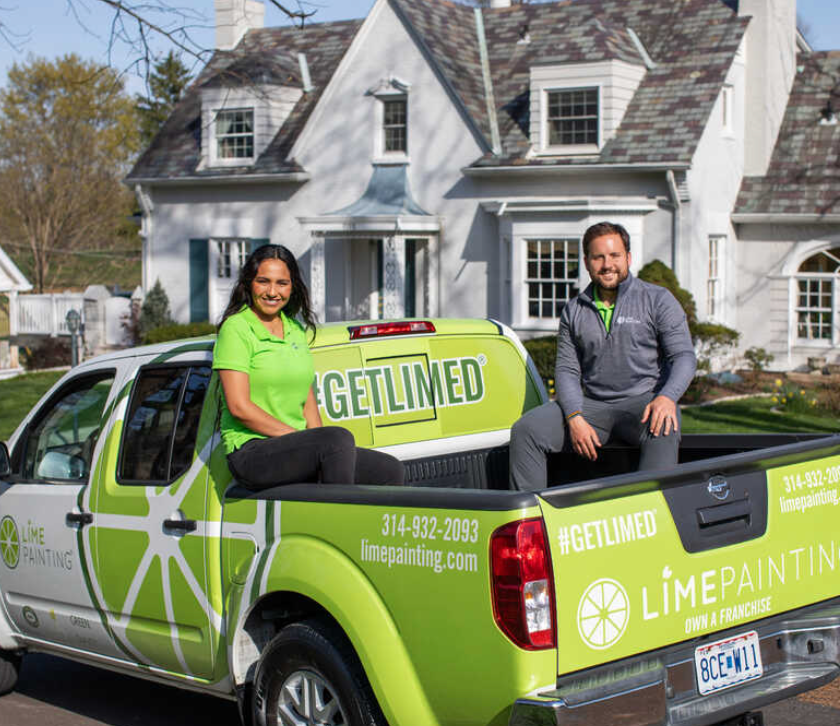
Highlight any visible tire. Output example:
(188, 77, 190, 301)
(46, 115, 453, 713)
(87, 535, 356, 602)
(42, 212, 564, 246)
(252, 619, 386, 726)
(0, 649, 20, 695)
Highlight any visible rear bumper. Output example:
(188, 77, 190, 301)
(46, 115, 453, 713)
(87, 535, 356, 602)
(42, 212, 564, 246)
(509, 599, 840, 726)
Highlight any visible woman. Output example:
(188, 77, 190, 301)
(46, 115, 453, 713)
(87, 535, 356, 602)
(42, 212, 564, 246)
(213, 244, 404, 490)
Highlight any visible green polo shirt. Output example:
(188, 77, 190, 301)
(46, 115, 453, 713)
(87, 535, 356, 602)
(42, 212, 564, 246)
(213, 307, 315, 454)
(593, 287, 616, 333)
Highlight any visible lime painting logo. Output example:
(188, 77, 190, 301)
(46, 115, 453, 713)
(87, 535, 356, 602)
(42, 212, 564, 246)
(0, 515, 20, 569)
(577, 578, 630, 650)
(315, 356, 487, 422)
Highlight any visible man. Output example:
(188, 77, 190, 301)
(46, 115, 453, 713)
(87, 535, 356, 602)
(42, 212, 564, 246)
(510, 221, 696, 491)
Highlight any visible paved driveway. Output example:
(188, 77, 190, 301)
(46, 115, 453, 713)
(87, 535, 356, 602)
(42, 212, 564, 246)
(2, 653, 839, 725)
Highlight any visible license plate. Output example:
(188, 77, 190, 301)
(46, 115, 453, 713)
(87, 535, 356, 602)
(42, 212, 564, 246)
(695, 630, 763, 696)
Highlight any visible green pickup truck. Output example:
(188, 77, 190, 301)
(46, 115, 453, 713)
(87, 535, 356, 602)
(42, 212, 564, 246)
(0, 318, 838, 726)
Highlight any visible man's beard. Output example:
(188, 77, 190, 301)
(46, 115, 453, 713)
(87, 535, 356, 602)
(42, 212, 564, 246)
(596, 268, 629, 290)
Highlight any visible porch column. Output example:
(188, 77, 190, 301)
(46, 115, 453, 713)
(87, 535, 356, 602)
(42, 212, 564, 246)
(309, 234, 326, 323)
(382, 236, 405, 318)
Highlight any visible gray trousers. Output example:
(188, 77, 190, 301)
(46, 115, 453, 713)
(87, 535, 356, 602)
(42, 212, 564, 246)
(509, 392, 681, 491)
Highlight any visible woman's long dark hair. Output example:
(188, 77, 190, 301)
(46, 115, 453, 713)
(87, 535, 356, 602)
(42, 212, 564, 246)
(217, 244, 318, 336)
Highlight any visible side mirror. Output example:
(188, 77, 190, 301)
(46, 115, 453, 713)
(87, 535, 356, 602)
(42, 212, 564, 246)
(0, 443, 10, 478)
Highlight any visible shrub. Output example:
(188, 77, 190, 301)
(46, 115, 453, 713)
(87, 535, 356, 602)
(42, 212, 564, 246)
(139, 279, 173, 336)
(142, 322, 216, 345)
(523, 335, 555, 387)
(744, 346, 774, 374)
(21, 339, 71, 370)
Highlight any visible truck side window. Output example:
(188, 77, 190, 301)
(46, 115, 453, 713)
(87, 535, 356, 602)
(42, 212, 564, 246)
(118, 365, 211, 485)
(18, 372, 116, 483)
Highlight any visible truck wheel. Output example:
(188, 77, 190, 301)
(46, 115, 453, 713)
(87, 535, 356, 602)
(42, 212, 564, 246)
(0, 650, 21, 695)
(252, 619, 386, 726)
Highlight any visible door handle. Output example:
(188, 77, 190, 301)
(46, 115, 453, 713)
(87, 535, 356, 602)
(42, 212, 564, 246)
(66, 511, 93, 526)
(163, 518, 197, 533)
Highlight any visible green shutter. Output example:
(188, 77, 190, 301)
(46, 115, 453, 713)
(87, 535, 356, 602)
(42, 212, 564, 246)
(251, 238, 270, 252)
(189, 239, 209, 323)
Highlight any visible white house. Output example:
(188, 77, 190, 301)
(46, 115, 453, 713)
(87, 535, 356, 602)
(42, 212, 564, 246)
(126, 0, 840, 370)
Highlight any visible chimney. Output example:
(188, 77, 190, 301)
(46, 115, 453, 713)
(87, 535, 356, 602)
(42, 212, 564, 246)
(739, 0, 797, 176)
(215, 0, 265, 51)
(489, 0, 512, 7)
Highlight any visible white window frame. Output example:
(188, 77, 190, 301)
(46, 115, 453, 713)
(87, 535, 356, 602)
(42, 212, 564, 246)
(542, 86, 600, 155)
(211, 107, 255, 167)
(707, 235, 725, 321)
(793, 247, 840, 346)
(382, 97, 408, 155)
(369, 77, 411, 164)
(523, 238, 581, 322)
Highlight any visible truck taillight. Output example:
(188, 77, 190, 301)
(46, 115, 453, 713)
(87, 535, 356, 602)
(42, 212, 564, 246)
(348, 321, 436, 339)
(490, 518, 556, 650)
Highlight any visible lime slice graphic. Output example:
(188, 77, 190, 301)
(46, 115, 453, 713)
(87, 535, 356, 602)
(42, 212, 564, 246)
(577, 578, 629, 650)
(0, 516, 19, 569)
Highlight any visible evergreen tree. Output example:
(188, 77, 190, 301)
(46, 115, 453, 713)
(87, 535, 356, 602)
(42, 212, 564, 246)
(136, 51, 193, 148)
(139, 279, 174, 336)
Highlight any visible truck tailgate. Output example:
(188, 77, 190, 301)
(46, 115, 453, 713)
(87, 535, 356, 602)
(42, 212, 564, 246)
(539, 437, 840, 677)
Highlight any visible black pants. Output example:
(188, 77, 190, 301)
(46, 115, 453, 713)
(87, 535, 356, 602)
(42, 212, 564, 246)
(226, 426, 405, 491)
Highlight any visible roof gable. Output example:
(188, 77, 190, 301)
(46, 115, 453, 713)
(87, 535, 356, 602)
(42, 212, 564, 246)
(128, 0, 749, 182)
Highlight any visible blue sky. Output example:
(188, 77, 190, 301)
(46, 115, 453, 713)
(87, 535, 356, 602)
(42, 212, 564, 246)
(0, 0, 837, 96)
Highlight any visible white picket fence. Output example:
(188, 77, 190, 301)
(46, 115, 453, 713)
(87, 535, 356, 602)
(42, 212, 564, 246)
(16, 294, 86, 336)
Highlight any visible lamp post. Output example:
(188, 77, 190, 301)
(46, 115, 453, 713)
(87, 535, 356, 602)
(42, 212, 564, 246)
(65, 309, 81, 367)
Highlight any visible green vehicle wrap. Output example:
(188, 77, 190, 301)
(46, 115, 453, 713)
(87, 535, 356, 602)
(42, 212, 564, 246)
(3, 322, 840, 726)
(541, 454, 840, 675)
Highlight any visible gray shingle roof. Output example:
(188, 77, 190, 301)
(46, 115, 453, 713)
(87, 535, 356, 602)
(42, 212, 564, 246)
(127, 19, 362, 181)
(129, 0, 748, 181)
(735, 52, 840, 218)
(472, 0, 748, 166)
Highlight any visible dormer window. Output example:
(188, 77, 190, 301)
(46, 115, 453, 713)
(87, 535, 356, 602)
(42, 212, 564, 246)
(530, 57, 646, 156)
(215, 108, 255, 160)
(383, 98, 408, 153)
(199, 79, 302, 169)
(547, 88, 599, 146)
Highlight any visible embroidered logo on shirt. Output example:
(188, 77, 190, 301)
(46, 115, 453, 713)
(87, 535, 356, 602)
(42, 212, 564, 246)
(616, 316, 642, 325)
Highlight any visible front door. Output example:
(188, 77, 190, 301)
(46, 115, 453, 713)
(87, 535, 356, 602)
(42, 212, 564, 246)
(0, 370, 123, 656)
(324, 237, 429, 322)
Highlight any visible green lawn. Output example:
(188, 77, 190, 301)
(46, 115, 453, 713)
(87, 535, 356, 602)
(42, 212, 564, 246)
(682, 396, 839, 434)
(0, 371, 64, 441)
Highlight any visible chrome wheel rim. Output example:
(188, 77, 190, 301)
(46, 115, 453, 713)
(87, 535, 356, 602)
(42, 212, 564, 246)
(277, 669, 347, 726)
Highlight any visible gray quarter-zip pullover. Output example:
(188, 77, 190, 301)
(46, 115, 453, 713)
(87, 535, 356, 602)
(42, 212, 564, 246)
(555, 273, 696, 416)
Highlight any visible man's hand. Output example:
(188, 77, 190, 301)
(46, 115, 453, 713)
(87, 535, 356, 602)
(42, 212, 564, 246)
(642, 395, 678, 437)
(568, 415, 602, 461)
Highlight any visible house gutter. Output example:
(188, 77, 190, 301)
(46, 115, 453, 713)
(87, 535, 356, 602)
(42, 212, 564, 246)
(666, 169, 682, 275)
(474, 8, 502, 156)
(134, 184, 153, 292)
(126, 172, 311, 186)
(463, 162, 690, 177)
(732, 213, 840, 224)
